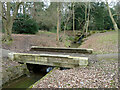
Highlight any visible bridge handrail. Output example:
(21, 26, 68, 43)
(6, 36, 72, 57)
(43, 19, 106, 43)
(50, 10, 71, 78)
(30, 46, 93, 54)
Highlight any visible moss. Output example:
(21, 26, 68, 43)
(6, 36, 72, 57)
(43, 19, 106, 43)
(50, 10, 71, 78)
(2, 39, 13, 45)
(64, 40, 71, 47)
(2, 63, 27, 85)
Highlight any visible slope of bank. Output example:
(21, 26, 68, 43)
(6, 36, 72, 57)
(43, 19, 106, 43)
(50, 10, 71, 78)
(79, 31, 118, 54)
(2, 31, 71, 53)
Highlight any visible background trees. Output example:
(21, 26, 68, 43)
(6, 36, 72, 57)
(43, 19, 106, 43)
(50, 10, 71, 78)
(0, 1, 119, 42)
(31, 2, 57, 31)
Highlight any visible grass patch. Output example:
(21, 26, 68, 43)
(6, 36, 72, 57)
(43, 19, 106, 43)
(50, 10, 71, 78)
(37, 30, 55, 35)
(93, 51, 117, 54)
(2, 39, 13, 45)
(97, 57, 118, 61)
(98, 32, 118, 44)
(80, 31, 118, 54)
(49, 29, 57, 33)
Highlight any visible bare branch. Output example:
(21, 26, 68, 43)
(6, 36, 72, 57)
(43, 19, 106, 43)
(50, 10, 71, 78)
(0, 13, 7, 20)
(12, 2, 23, 20)
(113, 14, 120, 17)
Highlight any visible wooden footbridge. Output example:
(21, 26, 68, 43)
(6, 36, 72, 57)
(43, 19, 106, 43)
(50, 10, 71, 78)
(8, 46, 93, 68)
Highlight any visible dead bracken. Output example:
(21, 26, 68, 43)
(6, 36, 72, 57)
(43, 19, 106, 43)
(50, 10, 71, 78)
(33, 56, 118, 88)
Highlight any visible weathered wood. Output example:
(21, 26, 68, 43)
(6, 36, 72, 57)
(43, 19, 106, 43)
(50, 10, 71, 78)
(8, 53, 88, 68)
(30, 46, 93, 54)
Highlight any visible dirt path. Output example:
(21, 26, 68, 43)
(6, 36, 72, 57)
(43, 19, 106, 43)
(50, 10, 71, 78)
(2, 49, 14, 57)
(96, 53, 118, 58)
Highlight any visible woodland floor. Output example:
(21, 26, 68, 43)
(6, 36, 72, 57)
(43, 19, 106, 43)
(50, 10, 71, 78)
(33, 54, 118, 88)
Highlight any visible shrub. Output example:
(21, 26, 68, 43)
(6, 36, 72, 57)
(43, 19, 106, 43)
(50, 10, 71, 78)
(12, 14, 39, 34)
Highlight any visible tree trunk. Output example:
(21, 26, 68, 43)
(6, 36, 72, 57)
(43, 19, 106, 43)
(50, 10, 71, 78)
(2, 20, 8, 42)
(83, 3, 87, 34)
(2, 2, 12, 42)
(85, 3, 87, 22)
(23, 3, 26, 15)
(64, 15, 71, 36)
(106, 1, 118, 31)
(3, 17, 13, 42)
(56, 5, 60, 42)
(33, 2, 37, 20)
(64, 23, 66, 36)
(73, 3, 75, 36)
(86, 2, 90, 37)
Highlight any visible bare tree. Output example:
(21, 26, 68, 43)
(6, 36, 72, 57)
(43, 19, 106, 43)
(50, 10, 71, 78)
(1, 2, 22, 42)
(63, 14, 71, 35)
(33, 2, 37, 21)
(106, 0, 118, 31)
(81, 2, 91, 37)
(56, 3, 60, 42)
(31, 2, 57, 30)
(63, 3, 72, 36)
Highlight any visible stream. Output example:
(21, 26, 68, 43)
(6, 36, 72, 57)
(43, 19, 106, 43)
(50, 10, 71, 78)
(2, 72, 46, 89)
(2, 65, 54, 89)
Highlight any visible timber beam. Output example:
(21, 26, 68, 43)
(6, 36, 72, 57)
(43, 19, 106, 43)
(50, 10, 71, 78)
(8, 53, 88, 68)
